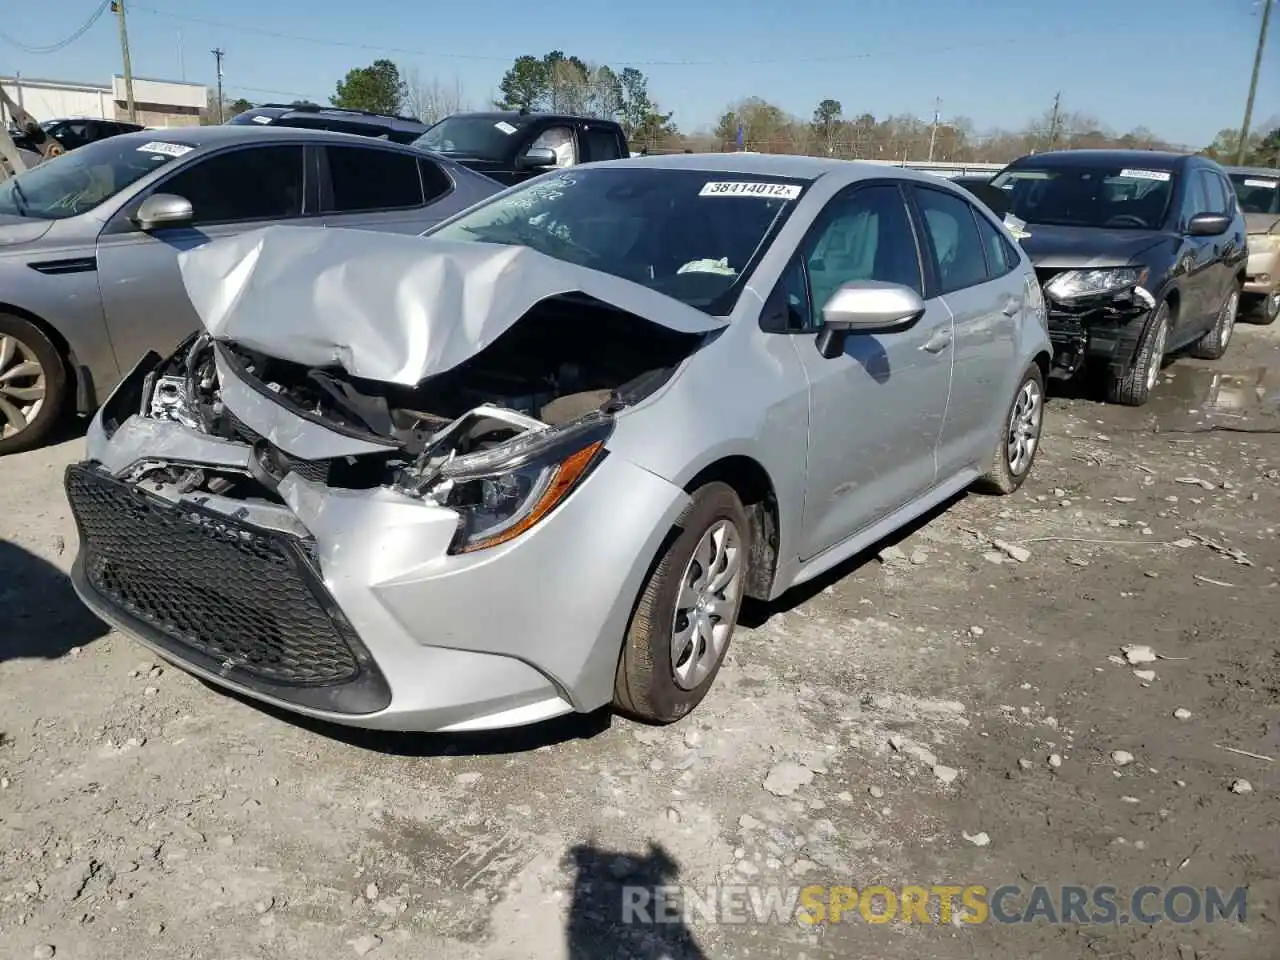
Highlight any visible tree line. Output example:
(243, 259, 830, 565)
(214, 55, 1280, 168)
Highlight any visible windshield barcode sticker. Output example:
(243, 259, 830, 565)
(1119, 168, 1171, 182)
(251, 115, 272, 124)
(1243, 178, 1278, 189)
(136, 141, 193, 157)
(699, 181, 802, 199)
(494, 121, 518, 135)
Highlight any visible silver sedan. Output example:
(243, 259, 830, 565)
(66, 153, 1051, 732)
(0, 125, 500, 453)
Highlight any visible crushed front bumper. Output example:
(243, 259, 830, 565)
(68, 414, 691, 733)
(1044, 300, 1152, 380)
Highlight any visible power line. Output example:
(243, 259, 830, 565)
(128, 5, 1140, 68)
(0, 0, 112, 54)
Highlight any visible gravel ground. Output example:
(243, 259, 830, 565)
(2, 326, 1279, 960)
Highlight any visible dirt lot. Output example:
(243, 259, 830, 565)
(2, 325, 1279, 960)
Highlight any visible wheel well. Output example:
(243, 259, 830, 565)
(685, 456, 780, 600)
(1032, 350, 1051, 382)
(1164, 287, 1180, 320)
(0, 301, 79, 399)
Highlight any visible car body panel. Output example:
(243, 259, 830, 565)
(67, 153, 1052, 731)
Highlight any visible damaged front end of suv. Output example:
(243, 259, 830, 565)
(1036, 265, 1157, 378)
(65, 225, 724, 732)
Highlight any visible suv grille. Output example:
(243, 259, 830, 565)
(66, 464, 360, 687)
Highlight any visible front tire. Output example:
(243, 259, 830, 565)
(614, 482, 749, 724)
(974, 362, 1045, 495)
(0, 313, 66, 455)
(1245, 290, 1279, 326)
(1106, 300, 1169, 407)
(1191, 284, 1239, 360)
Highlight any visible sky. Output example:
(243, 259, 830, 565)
(1, 0, 1277, 148)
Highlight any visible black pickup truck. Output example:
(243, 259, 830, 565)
(411, 111, 630, 185)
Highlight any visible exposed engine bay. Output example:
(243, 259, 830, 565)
(120, 295, 707, 548)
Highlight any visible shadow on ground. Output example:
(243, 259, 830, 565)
(0, 539, 107, 662)
(564, 841, 707, 960)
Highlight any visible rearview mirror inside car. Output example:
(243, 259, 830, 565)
(134, 193, 194, 232)
(518, 146, 558, 169)
(816, 281, 927, 359)
(1186, 212, 1231, 237)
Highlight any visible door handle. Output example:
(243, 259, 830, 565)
(1001, 298, 1022, 317)
(920, 330, 952, 354)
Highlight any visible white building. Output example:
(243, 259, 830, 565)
(0, 74, 207, 128)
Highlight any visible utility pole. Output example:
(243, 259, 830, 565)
(111, 1, 137, 121)
(927, 97, 941, 162)
(1236, 0, 1274, 165)
(1047, 91, 1062, 149)
(211, 48, 225, 123)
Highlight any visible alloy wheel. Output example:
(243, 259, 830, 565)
(1220, 290, 1239, 349)
(1145, 314, 1169, 392)
(0, 334, 46, 440)
(670, 519, 744, 691)
(1007, 378, 1043, 477)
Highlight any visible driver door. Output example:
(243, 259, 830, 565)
(777, 182, 953, 560)
(94, 144, 314, 369)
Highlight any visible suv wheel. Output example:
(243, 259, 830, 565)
(1191, 285, 1239, 359)
(1248, 290, 1279, 326)
(0, 314, 67, 455)
(614, 482, 749, 724)
(1106, 301, 1169, 407)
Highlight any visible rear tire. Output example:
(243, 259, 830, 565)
(974, 362, 1045, 495)
(614, 482, 749, 724)
(0, 313, 67, 456)
(1106, 300, 1169, 407)
(1191, 285, 1239, 360)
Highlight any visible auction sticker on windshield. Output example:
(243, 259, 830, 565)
(1243, 178, 1278, 189)
(699, 181, 802, 199)
(136, 141, 194, 158)
(1119, 169, 1171, 182)
(494, 121, 518, 135)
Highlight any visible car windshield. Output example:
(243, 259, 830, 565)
(1228, 173, 1280, 215)
(426, 167, 807, 314)
(990, 164, 1176, 229)
(413, 115, 534, 161)
(0, 135, 186, 220)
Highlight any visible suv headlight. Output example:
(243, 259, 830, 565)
(1248, 233, 1280, 254)
(418, 413, 613, 553)
(1044, 266, 1149, 302)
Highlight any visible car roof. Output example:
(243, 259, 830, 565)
(1224, 164, 1280, 177)
(600, 151, 962, 186)
(108, 125, 395, 148)
(443, 111, 620, 126)
(1008, 149, 1193, 169)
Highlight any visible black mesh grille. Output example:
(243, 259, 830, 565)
(66, 464, 360, 687)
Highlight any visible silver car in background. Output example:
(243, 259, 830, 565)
(66, 154, 1051, 733)
(0, 125, 501, 453)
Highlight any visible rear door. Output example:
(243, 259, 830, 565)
(913, 183, 1022, 478)
(95, 143, 314, 368)
(318, 144, 453, 234)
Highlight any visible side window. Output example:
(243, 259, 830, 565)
(529, 126, 578, 167)
(583, 126, 622, 162)
(159, 146, 305, 225)
(325, 146, 424, 212)
(1200, 170, 1229, 215)
(913, 186, 989, 294)
(786, 183, 922, 331)
(417, 158, 453, 204)
(972, 211, 1018, 279)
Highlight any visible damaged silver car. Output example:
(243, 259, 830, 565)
(65, 155, 1052, 732)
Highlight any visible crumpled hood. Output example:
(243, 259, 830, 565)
(177, 225, 728, 386)
(1018, 224, 1168, 269)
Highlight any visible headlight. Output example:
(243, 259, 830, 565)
(425, 412, 613, 553)
(1044, 266, 1149, 302)
(1248, 233, 1280, 254)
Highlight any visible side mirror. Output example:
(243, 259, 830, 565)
(815, 281, 926, 359)
(1187, 212, 1230, 237)
(517, 146, 558, 170)
(133, 192, 194, 232)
